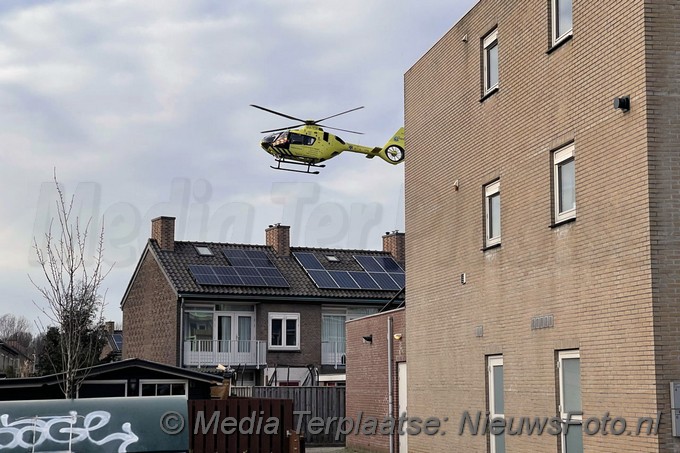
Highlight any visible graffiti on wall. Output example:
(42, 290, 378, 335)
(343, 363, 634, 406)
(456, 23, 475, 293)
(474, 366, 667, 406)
(0, 411, 139, 452)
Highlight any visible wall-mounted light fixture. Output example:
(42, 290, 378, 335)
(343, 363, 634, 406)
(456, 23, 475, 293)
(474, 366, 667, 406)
(393, 333, 403, 341)
(362, 334, 373, 344)
(614, 96, 630, 112)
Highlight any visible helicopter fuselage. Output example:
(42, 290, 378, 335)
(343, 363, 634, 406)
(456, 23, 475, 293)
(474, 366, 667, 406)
(260, 125, 376, 164)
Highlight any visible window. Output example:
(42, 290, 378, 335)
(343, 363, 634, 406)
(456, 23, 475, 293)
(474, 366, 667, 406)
(552, 0, 573, 45)
(269, 313, 300, 350)
(140, 380, 187, 398)
(484, 181, 501, 247)
(553, 144, 575, 223)
(320, 308, 379, 366)
(488, 356, 505, 453)
(483, 29, 499, 95)
(78, 380, 127, 398)
(195, 245, 213, 256)
(558, 350, 582, 453)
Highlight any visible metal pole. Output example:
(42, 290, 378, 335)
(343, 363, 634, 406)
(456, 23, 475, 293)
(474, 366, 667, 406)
(387, 316, 394, 453)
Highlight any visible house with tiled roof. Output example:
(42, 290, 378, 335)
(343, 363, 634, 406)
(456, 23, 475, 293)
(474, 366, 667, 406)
(121, 217, 405, 386)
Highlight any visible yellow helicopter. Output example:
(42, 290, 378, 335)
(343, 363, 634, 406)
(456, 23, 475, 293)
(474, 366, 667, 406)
(251, 104, 404, 174)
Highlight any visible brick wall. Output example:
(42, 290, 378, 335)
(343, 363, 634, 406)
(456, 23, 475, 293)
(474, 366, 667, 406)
(346, 309, 406, 453)
(122, 248, 179, 366)
(645, 0, 680, 450)
(405, 0, 661, 451)
(256, 303, 322, 367)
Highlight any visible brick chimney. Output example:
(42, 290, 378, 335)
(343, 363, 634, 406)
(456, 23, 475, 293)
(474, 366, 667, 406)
(105, 321, 115, 334)
(151, 216, 176, 251)
(382, 230, 405, 264)
(266, 224, 291, 256)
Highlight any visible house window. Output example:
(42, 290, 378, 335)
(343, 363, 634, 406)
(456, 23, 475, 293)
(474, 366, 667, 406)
(78, 380, 127, 398)
(483, 29, 499, 96)
(487, 355, 505, 453)
(553, 144, 575, 223)
(140, 380, 188, 398)
(269, 313, 300, 350)
(558, 350, 582, 453)
(322, 307, 379, 366)
(484, 180, 501, 247)
(552, 0, 573, 45)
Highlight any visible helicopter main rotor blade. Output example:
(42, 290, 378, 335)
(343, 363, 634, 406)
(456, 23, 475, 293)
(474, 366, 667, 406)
(318, 125, 364, 135)
(260, 124, 306, 134)
(251, 104, 306, 123)
(315, 106, 364, 123)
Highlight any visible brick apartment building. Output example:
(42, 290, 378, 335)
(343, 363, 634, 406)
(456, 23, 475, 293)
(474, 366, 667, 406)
(404, 0, 679, 452)
(121, 217, 404, 386)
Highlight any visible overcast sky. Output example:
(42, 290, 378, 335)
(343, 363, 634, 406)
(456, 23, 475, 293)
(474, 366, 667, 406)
(0, 0, 476, 328)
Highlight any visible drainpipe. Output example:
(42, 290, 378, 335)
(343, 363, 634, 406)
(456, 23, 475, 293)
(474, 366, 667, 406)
(387, 316, 394, 453)
(179, 298, 184, 367)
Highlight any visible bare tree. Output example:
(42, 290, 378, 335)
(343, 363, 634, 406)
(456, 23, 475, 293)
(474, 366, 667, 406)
(30, 174, 110, 398)
(0, 314, 32, 346)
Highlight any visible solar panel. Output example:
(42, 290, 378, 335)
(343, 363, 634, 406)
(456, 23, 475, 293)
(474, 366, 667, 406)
(111, 334, 123, 351)
(241, 275, 266, 286)
(349, 271, 380, 289)
(293, 252, 325, 270)
(251, 258, 275, 268)
(228, 257, 251, 267)
(376, 256, 403, 272)
(354, 256, 384, 272)
(293, 252, 403, 291)
(188, 251, 289, 288)
(389, 272, 405, 288)
(369, 272, 400, 290)
(308, 269, 339, 288)
(223, 249, 247, 259)
(263, 276, 289, 287)
(244, 250, 268, 260)
(234, 266, 259, 276)
(329, 270, 360, 289)
(213, 266, 237, 276)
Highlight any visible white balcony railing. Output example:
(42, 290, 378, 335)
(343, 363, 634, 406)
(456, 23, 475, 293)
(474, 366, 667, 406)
(183, 340, 267, 368)
(321, 341, 346, 368)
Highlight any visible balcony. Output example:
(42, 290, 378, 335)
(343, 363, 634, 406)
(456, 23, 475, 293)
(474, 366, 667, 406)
(183, 340, 267, 368)
(321, 341, 346, 368)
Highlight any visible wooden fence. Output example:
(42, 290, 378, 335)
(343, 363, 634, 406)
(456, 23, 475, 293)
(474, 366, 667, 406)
(189, 397, 296, 453)
(240, 386, 346, 446)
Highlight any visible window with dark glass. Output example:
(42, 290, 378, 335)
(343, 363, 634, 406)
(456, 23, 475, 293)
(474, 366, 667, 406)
(268, 313, 300, 350)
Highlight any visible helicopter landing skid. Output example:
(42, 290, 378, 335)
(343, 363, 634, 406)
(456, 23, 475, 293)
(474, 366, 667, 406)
(271, 158, 325, 175)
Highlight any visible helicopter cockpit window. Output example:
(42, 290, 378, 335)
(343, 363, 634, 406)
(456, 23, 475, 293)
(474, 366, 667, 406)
(272, 132, 289, 146)
(290, 133, 315, 146)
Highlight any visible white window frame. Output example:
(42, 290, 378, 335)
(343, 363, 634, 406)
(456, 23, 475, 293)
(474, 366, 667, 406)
(268, 313, 300, 350)
(551, 0, 573, 46)
(485, 180, 501, 247)
(483, 29, 499, 95)
(139, 379, 188, 398)
(558, 350, 582, 453)
(488, 355, 504, 453)
(553, 144, 576, 223)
